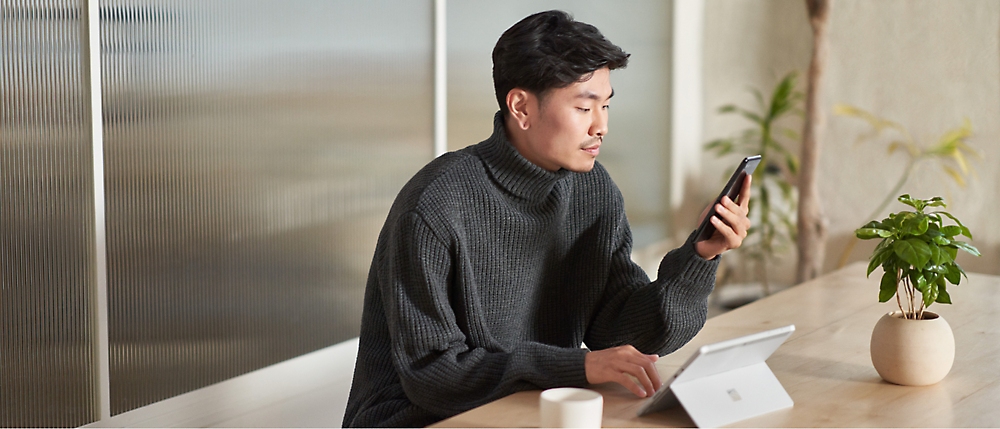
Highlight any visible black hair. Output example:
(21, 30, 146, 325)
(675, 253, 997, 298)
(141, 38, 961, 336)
(492, 10, 630, 116)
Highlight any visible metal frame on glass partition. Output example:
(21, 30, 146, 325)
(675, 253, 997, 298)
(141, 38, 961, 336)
(82, 0, 111, 421)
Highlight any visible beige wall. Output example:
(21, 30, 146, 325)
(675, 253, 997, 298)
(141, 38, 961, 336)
(700, 0, 1000, 284)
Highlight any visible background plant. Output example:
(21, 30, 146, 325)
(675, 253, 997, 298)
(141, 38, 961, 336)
(705, 71, 802, 294)
(855, 194, 980, 320)
(835, 105, 981, 268)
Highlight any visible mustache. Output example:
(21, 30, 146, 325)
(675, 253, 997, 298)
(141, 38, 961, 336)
(581, 136, 602, 148)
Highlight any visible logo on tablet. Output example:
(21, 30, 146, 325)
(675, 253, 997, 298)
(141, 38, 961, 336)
(727, 388, 743, 402)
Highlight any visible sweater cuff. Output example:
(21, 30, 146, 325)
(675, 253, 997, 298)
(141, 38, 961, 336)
(564, 347, 590, 387)
(656, 230, 720, 286)
(517, 342, 590, 389)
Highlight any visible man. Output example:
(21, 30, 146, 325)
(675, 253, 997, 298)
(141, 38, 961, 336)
(342, 10, 750, 428)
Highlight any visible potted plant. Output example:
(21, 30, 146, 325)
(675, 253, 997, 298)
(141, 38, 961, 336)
(855, 194, 980, 385)
(705, 71, 801, 298)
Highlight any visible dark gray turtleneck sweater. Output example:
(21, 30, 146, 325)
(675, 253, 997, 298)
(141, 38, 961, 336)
(342, 113, 719, 428)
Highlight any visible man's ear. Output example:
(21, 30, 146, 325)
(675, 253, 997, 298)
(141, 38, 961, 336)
(506, 88, 532, 130)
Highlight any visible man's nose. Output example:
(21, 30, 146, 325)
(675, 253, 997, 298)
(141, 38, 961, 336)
(591, 111, 608, 137)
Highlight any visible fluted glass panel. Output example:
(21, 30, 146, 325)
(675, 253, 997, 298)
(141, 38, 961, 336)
(1, 1, 97, 427)
(99, 0, 432, 414)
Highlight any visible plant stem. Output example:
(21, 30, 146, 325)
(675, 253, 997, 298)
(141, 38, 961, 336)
(905, 282, 912, 319)
(903, 273, 915, 319)
(896, 270, 906, 318)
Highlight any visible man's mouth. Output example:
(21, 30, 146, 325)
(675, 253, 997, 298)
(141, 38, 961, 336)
(582, 139, 601, 156)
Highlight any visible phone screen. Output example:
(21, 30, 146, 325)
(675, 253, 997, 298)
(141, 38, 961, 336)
(694, 155, 761, 242)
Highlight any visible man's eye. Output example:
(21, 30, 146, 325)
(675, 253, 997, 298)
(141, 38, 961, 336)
(577, 107, 591, 112)
(602, 105, 610, 110)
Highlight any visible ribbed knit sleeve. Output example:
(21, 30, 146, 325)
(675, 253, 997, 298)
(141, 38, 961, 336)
(380, 211, 590, 419)
(584, 215, 719, 356)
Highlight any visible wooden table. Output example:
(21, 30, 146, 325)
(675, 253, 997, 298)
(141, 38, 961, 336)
(432, 262, 1000, 427)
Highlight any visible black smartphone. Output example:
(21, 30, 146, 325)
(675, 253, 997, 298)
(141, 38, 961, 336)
(694, 155, 762, 242)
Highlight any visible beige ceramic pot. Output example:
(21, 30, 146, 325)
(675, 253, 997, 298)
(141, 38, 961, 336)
(870, 310, 954, 386)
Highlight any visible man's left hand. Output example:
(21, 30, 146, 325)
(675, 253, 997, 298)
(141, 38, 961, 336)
(695, 175, 752, 260)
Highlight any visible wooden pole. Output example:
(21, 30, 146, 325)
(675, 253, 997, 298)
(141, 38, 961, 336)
(796, 0, 832, 283)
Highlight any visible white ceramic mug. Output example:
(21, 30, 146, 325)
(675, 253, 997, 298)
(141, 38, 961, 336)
(539, 387, 603, 428)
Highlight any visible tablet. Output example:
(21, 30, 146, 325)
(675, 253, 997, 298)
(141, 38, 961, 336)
(694, 155, 761, 242)
(636, 324, 795, 419)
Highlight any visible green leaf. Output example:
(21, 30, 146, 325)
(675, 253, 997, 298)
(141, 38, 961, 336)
(918, 216, 931, 235)
(910, 271, 929, 293)
(867, 245, 894, 276)
(856, 228, 891, 240)
(893, 238, 932, 268)
(936, 287, 952, 304)
(718, 104, 738, 114)
(923, 280, 937, 307)
(898, 194, 924, 211)
(955, 263, 968, 280)
(925, 263, 948, 275)
(926, 213, 943, 227)
(740, 110, 764, 124)
(705, 139, 735, 154)
(938, 248, 955, 265)
(922, 272, 940, 307)
(953, 241, 981, 257)
(895, 212, 918, 233)
(750, 88, 767, 112)
(936, 211, 973, 239)
(945, 246, 959, 261)
(769, 72, 798, 120)
(902, 214, 930, 236)
(940, 225, 963, 237)
(882, 213, 899, 231)
(926, 272, 942, 288)
(944, 264, 962, 285)
(925, 197, 946, 208)
(927, 246, 945, 266)
(861, 220, 885, 229)
(925, 229, 944, 241)
(874, 235, 894, 251)
(879, 270, 898, 303)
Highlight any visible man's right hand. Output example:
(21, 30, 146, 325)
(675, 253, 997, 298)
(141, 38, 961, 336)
(584, 345, 661, 398)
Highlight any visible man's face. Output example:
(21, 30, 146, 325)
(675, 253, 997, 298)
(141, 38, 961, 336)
(516, 67, 613, 173)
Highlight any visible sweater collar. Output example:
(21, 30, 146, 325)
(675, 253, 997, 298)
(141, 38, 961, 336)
(477, 111, 572, 202)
